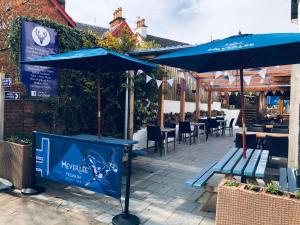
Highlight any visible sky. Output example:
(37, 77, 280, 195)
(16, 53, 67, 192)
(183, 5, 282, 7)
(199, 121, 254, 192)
(66, 0, 298, 45)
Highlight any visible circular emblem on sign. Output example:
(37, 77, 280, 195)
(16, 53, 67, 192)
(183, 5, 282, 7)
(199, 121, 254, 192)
(32, 26, 50, 47)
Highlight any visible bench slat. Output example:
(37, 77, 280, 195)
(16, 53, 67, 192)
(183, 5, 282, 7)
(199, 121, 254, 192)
(287, 168, 297, 193)
(214, 148, 239, 172)
(233, 149, 254, 175)
(222, 149, 243, 174)
(244, 150, 261, 177)
(279, 168, 288, 192)
(193, 166, 216, 189)
(185, 161, 217, 188)
(255, 150, 269, 178)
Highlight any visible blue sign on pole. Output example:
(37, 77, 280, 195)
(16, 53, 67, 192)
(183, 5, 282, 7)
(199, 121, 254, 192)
(5, 92, 20, 100)
(2, 78, 12, 87)
(20, 21, 58, 97)
(35, 132, 124, 199)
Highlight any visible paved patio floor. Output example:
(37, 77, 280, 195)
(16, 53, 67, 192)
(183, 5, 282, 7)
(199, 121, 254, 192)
(0, 133, 235, 225)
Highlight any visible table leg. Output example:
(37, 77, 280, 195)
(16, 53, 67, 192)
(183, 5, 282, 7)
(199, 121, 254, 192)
(164, 132, 168, 159)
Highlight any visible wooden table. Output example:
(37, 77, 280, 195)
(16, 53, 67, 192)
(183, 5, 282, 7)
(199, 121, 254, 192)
(238, 131, 288, 138)
(161, 128, 176, 158)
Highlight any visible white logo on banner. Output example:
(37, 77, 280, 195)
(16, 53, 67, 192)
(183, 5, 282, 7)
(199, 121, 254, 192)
(146, 75, 152, 83)
(156, 80, 162, 88)
(32, 26, 51, 47)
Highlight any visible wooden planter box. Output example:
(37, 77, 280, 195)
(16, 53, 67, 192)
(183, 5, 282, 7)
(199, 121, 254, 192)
(0, 140, 34, 189)
(216, 179, 300, 225)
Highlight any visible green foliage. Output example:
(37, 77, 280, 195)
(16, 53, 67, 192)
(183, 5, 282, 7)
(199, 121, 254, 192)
(7, 16, 161, 137)
(224, 179, 240, 187)
(245, 183, 256, 191)
(5, 133, 32, 145)
(295, 190, 300, 199)
(266, 182, 280, 195)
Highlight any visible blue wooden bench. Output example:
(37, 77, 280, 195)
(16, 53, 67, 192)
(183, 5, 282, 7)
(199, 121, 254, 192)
(186, 148, 269, 189)
(279, 168, 297, 193)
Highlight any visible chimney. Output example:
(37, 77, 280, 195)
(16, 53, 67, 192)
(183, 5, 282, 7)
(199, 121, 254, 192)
(135, 18, 147, 38)
(56, 0, 65, 9)
(109, 7, 125, 28)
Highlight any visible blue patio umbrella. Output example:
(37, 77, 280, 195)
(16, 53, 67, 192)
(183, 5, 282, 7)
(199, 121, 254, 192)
(22, 47, 158, 139)
(153, 33, 300, 157)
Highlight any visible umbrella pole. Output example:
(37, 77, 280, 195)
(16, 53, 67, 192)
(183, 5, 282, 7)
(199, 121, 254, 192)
(97, 76, 101, 139)
(239, 68, 246, 158)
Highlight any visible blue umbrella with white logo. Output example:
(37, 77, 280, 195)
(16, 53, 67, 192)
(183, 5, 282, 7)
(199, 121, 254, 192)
(153, 33, 300, 157)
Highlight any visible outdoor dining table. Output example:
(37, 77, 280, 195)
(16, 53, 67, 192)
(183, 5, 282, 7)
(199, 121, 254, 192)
(238, 131, 289, 139)
(161, 127, 176, 158)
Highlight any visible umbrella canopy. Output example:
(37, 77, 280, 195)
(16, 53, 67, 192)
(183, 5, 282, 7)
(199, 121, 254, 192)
(153, 33, 300, 72)
(22, 47, 157, 72)
(22, 47, 158, 139)
(153, 33, 300, 158)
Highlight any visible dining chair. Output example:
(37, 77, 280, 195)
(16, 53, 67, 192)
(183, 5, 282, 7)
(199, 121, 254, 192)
(147, 125, 163, 156)
(178, 121, 196, 145)
(208, 118, 220, 136)
(264, 135, 288, 158)
(235, 133, 257, 149)
(223, 118, 235, 136)
(164, 122, 176, 150)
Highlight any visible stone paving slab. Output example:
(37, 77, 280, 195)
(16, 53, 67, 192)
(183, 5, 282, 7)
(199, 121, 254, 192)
(0, 134, 235, 225)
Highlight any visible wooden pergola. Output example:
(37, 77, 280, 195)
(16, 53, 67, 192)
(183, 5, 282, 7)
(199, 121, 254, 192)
(191, 65, 291, 120)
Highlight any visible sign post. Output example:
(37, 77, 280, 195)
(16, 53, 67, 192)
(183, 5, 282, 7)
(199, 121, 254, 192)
(0, 73, 4, 140)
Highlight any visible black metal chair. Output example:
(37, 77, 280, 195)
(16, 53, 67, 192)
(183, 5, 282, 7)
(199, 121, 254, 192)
(147, 125, 163, 156)
(216, 116, 225, 120)
(223, 118, 234, 136)
(164, 122, 176, 150)
(179, 121, 196, 145)
(235, 133, 257, 149)
(198, 119, 209, 140)
(208, 118, 220, 136)
(247, 126, 265, 132)
(270, 128, 289, 134)
(264, 135, 288, 158)
(273, 125, 289, 129)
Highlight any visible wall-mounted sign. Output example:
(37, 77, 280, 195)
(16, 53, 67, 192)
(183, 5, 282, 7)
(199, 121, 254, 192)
(20, 21, 58, 98)
(2, 78, 12, 87)
(35, 132, 124, 199)
(5, 91, 20, 100)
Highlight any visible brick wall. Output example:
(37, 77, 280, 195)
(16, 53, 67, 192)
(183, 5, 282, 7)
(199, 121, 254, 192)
(0, 0, 71, 136)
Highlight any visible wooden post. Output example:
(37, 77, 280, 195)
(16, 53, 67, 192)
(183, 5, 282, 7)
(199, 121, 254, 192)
(288, 64, 300, 169)
(128, 70, 135, 140)
(195, 79, 200, 120)
(278, 97, 284, 115)
(258, 91, 266, 121)
(207, 90, 212, 118)
(157, 77, 165, 128)
(180, 78, 186, 121)
(0, 72, 4, 140)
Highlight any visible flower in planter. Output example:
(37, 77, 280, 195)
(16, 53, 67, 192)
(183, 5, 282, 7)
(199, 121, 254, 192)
(224, 179, 239, 187)
(245, 183, 261, 192)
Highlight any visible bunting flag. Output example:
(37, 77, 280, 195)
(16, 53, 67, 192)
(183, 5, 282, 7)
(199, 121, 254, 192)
(178, 71, 185, 79)
(281, 90, 285, 95)
(136, 69, 144, 75)
(272, 91, 276, 95)
(215, 71, 223, 79)
(256, 92, 260, 96)
(235, 92, 239, 96)
(167, 79, 174, 87)
(146, 75, 152, 83)
(221, 92, 225, 96)
(258, 69, 267, 79)
(264, 91, 268, 96)
(228, 92, 232, 96)
(244, 76, 252, 85)
(156, 79, 162, 88)
(228, 75, 235, 85)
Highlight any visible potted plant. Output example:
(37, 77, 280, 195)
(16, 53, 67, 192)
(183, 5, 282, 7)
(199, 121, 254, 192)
(216, 179, 300, 225)
(0, 133, 34, 189)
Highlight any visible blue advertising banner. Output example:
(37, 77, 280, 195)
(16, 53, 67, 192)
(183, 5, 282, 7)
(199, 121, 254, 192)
(35, 132, 124, 199)
(20, 21, 58, 97)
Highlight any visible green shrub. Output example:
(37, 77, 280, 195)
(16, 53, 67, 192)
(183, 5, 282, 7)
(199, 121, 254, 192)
(5, 133, 32, 145)
(294, 190, 300, 199)
(224, 179, 239, 187)
(266, 182, 280, 195)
